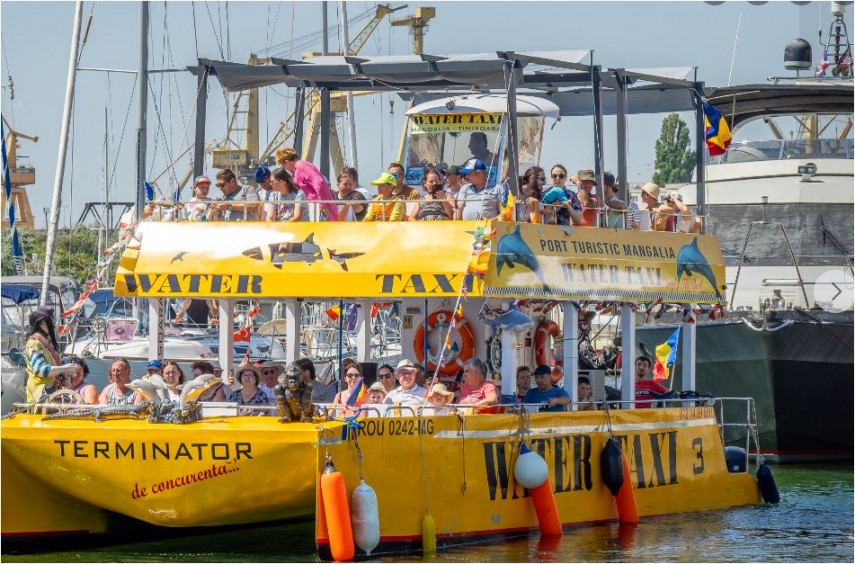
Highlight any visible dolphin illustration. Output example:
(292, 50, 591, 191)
(127, 378, 161, 402)
(178, 374, 217, 408)
(495, 225, 549, 290)
(479, 300, 534, 333)
(676, 237, 721, 298)
(146, 373, 171, 403)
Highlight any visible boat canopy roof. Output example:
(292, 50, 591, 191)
(406, 94, 560, 119)
(1, 284, 40, 305)
(705, 83, 855, 129)
(115, 221, 726, 304)
(194, 50, 704, 116)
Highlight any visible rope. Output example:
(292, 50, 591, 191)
(202, 1, 225, 59)
(191, 2, 199, 59)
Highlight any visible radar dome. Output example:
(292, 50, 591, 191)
(784, 38, 812, 70)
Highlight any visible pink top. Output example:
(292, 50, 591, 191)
(458, 380, 498, 406)
(293, 160, 339, 221)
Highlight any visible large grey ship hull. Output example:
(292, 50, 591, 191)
(637, 311, 853, 463)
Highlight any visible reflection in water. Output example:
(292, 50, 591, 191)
(3, 464, 852, 563)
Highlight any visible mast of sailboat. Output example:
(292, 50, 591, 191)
(41, 0, 83, 306)
(134, 1, 149, 224)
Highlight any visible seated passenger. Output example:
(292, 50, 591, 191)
(363, 172, 406, 221)
(455, 159, 501, 220)
(358, 382, 389, 418)
(182, 175, 214, 221)
(193, 360, 230, 402)
(255, 165, 279, 221)
(661, 192, 700, 233)
(228, 365, 272, 415)
(258, 361, 282, 403)
(99, 358, 137, 406)
(633, 356, 668, 408)
(376, 364, 397, 394)
(336, 169, 367, 221)
(523, 365, 570, 412)
(423, 383, 455, 415)
(267, 167, 307, 222)
(516, 166, 546, 223)
(639, 182, 664, 231)
(601, 172, 640, 230)
(410, 167, 453, 221)
(457, 358, 499, 409)
(384, 359, 427, 408)
(544, 164, 584, 226)
(68, 357, 98, 404)
(577, 376, 595, 411)
(298, 357, 336, 404)
(516, 365, 532, 403)
(573, 169, 601, 226)
(332, 363, 366, 417)
(159, 360, 186, 403)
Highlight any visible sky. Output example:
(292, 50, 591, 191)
(0, 0, 849, 229)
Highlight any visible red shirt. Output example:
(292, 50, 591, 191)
(635, 379, 668, 409)
(458, 380, 498, 406)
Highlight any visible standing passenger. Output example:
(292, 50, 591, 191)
(275, 148, 339, 221)
(24, 306, 75, 403)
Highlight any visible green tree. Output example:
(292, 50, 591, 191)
(653, 113, 696, 186)
(2, 226, 103, 283)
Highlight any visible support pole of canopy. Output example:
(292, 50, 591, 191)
(355, 301, 370, 363)
(337, 299, 344, 381)
(620, 303, 636, 406)
(591, 58, 605, 198)
(614, 69, 629, 202)
(193, 64, 209, 179)
(502, 56, 520, 193)
(41, 0, 83, 305)
(500, 328, 516, 399)
(319, 89, 331, 187)
(147, 299, 164, 363)
(293, 86, 305, 155)
(693, 80, 706, 233)
(563, 303, 579, 407)
(285, 300, 300, 364)
(218, 299, 235, 374)
(681, 320, 696, 391)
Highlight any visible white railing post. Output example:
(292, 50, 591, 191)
(218, 299, 235, 371)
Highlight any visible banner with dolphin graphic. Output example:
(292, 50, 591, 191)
(115, 220, 724, 302)
(483, 222, 725, 303)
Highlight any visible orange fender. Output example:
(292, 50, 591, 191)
(530, 480, 563, 536)
(320, 461, 355, 561)
(615, 451, 639, 524)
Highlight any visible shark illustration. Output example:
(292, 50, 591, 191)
(676, 237, 722, 298)
(495, 225, 550, 290)
(242, 233, 365, 271)
(171, 251, 188, 264)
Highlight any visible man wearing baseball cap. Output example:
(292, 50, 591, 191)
(363, 172, 406, 221)
(254, 165, 279, 220)
(522, 365, 570, 412)
(455, 158, 501, 220)
(442, 164, 465, 203)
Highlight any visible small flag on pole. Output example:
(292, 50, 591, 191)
(702, 102, 732, 156)
(653, 327, 681, 381)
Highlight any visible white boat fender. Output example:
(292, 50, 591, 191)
(514, 441, 548, 488)
(757, 462, 780, 504)
(600, 437, 624, 496)
(351, 479, 380, 556)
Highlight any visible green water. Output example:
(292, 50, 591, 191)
(4, 464, 852, 562)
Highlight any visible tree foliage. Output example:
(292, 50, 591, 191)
(2, 226, 103, 283)
(653, 113, 696, 185)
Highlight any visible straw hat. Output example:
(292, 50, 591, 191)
(641, 182, 661, 201)
(429, 383, 454, 402)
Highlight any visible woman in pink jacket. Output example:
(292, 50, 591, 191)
(275, 148, 339, 221)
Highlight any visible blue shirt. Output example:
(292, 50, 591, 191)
(458, 182, 501, 220)
(523, 386, 569, 412)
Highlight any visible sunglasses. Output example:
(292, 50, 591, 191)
(378, 373, 393, 379)
(390, 172, 401, 179)
(552, 173, 566, 179)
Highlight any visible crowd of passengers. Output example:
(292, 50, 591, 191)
(146, 146, 699, 231)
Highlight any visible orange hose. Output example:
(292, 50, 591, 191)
(321, 468, 355, 561)
(615, 452, 639, 524)
(530, 480, 563, 536)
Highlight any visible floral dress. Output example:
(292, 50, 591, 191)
(227, 388, 272, 416)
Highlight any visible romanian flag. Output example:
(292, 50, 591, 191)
(703, 102, 732, 156)
(345, 377, 367, 407)
(653, 326, 680, 381)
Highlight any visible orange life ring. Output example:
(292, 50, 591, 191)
(534, 320, 564, 385)
(414, 310, 475, 377)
